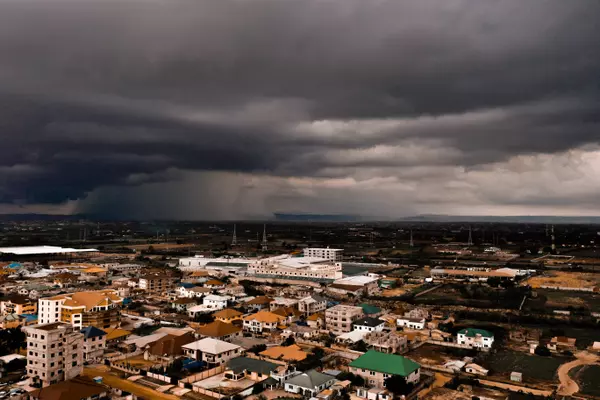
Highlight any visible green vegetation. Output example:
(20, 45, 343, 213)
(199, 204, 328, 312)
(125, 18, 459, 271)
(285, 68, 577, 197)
(482, 350, 566, 382)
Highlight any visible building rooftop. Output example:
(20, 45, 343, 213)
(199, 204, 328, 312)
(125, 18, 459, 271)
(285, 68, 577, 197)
(0, 246, 98, 255)
(183, 337, 241, 353)
(30, 376, 107, 400)
(349, 350, 420, 377)
(28, 322, 70, 332)
(458, 328, 494, 338)
(226, 356, 279, 375)
(260, 344, 308, 361)
(213, 308, 243, 319)
(353, 316, 385, 328)
(243, 310, 286, 324)
(196, 320, 242, 338)
(80, 326, 107, 339)
(285, 369, 334, 389)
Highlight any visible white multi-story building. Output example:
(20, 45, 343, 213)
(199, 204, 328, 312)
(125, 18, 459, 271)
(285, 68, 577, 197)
(297, 294, 328, 316)
(80, 326, 107, 361)
(303, 248, 343, 262)
(325, 304, 364, 334)
(457, 328, 495, 349)
(353, 317, 386, 333)
(187, 295, 232, 318)
(182, 338, 242, 367)
(178, 256, 253, 272)
(248, 256, 343, 281)
(24, 322, 84, 387)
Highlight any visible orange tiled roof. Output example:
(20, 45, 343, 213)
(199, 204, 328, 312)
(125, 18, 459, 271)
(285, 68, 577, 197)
(260, 344, 308, 361)
(243, 310, 286, 324)
(213, 308, 243, 319)
(196, 320, 242, 337)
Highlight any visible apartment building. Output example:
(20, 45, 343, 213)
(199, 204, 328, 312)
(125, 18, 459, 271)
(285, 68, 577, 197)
(325, 304, 364, 334)
(80, 326, 107, 361)
(303, 247, 343, 262)
(297, 294, 328, 316)
(138, 273, 175, 295)
(24, 322, 84, 387)
(0, 294, 37, 315)
(38, 290, 122, 329)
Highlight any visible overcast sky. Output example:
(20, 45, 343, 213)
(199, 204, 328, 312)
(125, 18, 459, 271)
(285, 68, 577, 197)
(1, 0, 599, 219)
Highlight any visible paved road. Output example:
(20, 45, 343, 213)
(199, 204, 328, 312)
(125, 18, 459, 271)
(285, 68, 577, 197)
(83, 366, 180, 400)
(557, 351, 600, 396)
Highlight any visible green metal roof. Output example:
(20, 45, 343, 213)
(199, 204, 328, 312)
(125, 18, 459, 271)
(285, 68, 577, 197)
(457, 328, 494, 338)
(359, 303, 381, 315)
(349, 351, 420, 377)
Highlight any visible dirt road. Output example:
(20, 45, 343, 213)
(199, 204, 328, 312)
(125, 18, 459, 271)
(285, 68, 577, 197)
(83, 366, 180, 400)
(478, 379, 553, 397)
(557, 351, 600, 396)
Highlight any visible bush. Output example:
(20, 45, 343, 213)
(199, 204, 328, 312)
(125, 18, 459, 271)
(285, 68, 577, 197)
(534, 345, 551, 357)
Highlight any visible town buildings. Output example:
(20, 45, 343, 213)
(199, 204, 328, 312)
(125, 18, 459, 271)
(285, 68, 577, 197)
(24, 322, 84, 387)
(353, 317, 386, 333)
(195, 320, 243, 341)
(284, 369, 336, 396)
(0, 294, 37, 315)
(243, 310, 286, 333)
(297, 294, 328, 316)
(38, 290, 123, 329)
(138, 273, 175, 295)
(325, 304, 364, 334)
(248, 256, 343, 281)
(80, 326, 106, 361)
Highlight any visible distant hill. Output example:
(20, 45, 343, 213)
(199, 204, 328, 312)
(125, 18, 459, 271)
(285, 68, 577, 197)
(400, 214, 600, 224)
(273, 213, 361, 222)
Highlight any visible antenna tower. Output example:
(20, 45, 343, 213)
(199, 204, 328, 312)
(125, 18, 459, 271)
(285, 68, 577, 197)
(551, 225, 556, 253)
(467, 226, 473, 246)
(409, 229, 414, 247)
(232, 224, 237, 246)
(261, 224, 268, 251)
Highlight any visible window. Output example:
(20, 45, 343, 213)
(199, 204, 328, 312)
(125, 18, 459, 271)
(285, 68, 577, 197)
(72, 361, 77, 367)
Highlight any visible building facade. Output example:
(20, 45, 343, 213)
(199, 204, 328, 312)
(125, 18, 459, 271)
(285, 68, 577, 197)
(325, 305, 364, 334)
(298, 295, 328, 316)
(457, 328, 494, 349)
(138, 274, 175, 295)
(24, 322, 84, 387)
(303, 248, 343, 262)
(349, 351, 420, 388)
(38, 290, 122, 329)
(248, 256, 343, 281)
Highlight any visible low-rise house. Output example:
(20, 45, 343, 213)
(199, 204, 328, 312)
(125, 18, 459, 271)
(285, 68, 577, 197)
(269, 297, 299, 311)
(80, 326, 106, 361)
(356, 387, 392, 400)
(442, 360, 465, 373)
(548, 336, 577, 353)
(246, 296, 275, 311)
(182, 337, 243, 367)
(349, 350, 420, 388)
(195, 320, 243, 341)
(396, 317, 426, 330)
(172, 297, 200, 312)
(510, 371, 523, 382)
(457, 328, 494, 349)
(282, 324, 320, 340)
(272, 307, 303, 324)
(298, 294, 328, 316)
(143, 331, 196, 361)
(404, 308, 430, 320)
(260, 344, 308, 362)
(105, 328, 132, 344)
(243, 310, 286, 333)
(213, 308, 244, 324)
(178, 285, 211, 298)
(224, 356, 279, 382)
(204, 279, 226, 290)
(0, 294, 37, 315)
(284, 369, 336, 397)
(204, 294, 231, 309)
(0, 314, 24, 329)
(330, 276, 380, 296)
(29, 376, 109, 400)
(465, 363, 489, 376)
(336, 330, 367, 345)
(306, 313, 325, 328)
(353, 317, 385, 333)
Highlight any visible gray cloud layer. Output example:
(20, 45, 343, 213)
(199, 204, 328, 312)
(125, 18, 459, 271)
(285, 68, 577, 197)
(1, 0, 599, 218)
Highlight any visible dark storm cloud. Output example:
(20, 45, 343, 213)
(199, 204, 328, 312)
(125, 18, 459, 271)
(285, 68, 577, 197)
(1, 0, 600, 210)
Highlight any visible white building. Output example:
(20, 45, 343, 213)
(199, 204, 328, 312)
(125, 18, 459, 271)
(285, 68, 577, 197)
(396, 317, 426, 330)
(457, 328, 495, 349)
(182, 338, 242, 366)
(177, 286, 211, 298)
(303, 248, 343, 262)
(24, 322, 84, 387)
(284, 369, 336, 397)
(248, 256, 343, 281)
(297, 294, 328, 316)
(353, 317, 386, 333)
(188, 295, 232, 318)
(178, 256, 253, 272)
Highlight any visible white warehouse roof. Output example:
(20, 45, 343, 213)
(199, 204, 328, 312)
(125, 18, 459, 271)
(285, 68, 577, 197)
(0, 246, 98, 255)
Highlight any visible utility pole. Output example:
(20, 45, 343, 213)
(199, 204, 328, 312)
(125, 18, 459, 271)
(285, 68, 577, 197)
(261, 224, 268, 252)
(232, 224, 237, 246)
(467, 226, 473, 246)
(409, 229, 414, 248)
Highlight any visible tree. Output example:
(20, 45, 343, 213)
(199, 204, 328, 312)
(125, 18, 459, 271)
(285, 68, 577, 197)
(282, 336, 296, 346)
(384, 375, 414, 396)
(534, 345, 551, 357)
(194, 313, 215, 324)
(337, 372, 365, 387)
(249, 344, 267, 354)
(352, 340, 368, 352)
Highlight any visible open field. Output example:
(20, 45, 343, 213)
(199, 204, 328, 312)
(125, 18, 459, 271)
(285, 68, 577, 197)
(524, 271, 600, 289)
(535, 288, 600, 312)
(126, 243, 196, 250)
(413, 283, 526, 309)
(481, 350, 567, 383)
(125, 355, 158, 368)
(406, 343, 476, 366)
(576, 365, 600, 397)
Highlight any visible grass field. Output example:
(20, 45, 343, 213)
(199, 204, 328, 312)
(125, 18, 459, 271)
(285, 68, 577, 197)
(482, 350, 567, 382)
(535, 288, 600, 312)
(525, 271, 600, 289)
(577, 365, 600, 397)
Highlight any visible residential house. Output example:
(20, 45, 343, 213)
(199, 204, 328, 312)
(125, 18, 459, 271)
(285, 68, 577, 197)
(349, 350, 420, 388)
(143, 331, 196, 361)
(298, 294, 328, 316)
(465, 363, 489, 376)
(29, 376, 109, 400)
(188, 295, 232, 318)
(284, 369, 336, 397)
(204, 279, 226, 290)
(195, 320, 243, 341)
(52, 273, 79, 288)
(243, 310, 286, 333)
(182, 338, 243, 367)
(171, 297, 199, 313)
(356, 387, 392, 400)
(224, 357, 279, 382)
(246, 296, 275, 311)
(80, 326, 106, 361)
(272, 307, 303, 325)
(0, 314, 24, 329)
(457, 328, 494, 349)
(138, 273, 175, 295)
(178, 284, 211, 298)
(306, 313, 325, 328)
(325, 304, 364, 335)
(213, 308, 244, 324)
(105, 328, 132, 344)
(548, 336, 577, 353)
(353, 317, 385, 333)
(269, 297, 299, 311)
(396, 317, 426, 330)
